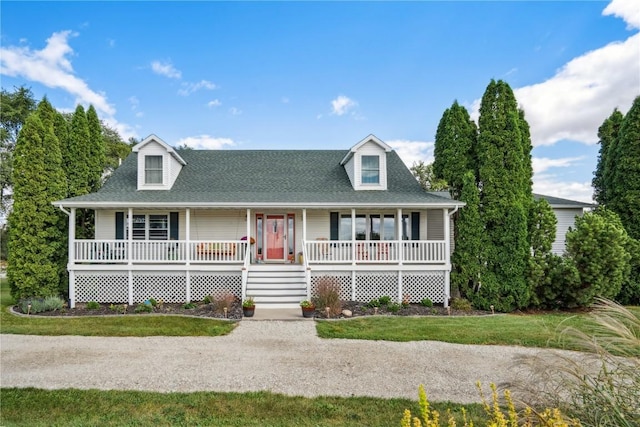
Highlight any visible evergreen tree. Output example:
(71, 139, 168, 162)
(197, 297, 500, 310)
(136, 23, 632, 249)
(67, 105, 91, 197)
(592, 109, 624, 205)
(86, 105, 105, 192)
(607, 96, 640, 241)
(433, 101, 477, 199)
(475, 80, 531, 311)
(53, 111, 70, 193)
(7, 114, 67, 298)
(451, 171, 484, 299)
(103, 123, 132, 174)
(527, 199, 560, 307)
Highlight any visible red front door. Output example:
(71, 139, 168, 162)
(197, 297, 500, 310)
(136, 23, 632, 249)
(265, 215, 285, 260)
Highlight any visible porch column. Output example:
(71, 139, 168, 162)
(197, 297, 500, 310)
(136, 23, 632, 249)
(397, 208, 403, 265)
(443, 208, 451, 307)
(68, 207, 76, 308)
(185, 208, 191, 303)
(246, 208, 251, 261)
(127, 208, 133, 305)
(351, 209, 356, 266)
(302, 209, 307, 244)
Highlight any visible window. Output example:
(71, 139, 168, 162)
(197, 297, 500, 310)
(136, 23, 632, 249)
(145, 155, 163, 184)
(338, 213, 395, 240)
(361, 155, 380, 184)
(127, 214, 168, 240)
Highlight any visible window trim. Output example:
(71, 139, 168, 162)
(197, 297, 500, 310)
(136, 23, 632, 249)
(360, 155, 380, 185)
(144, 155, 164, 185)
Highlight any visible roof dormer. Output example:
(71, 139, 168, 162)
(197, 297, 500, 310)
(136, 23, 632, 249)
(341, 134, 392, 190)
(132, 134, 186, 190)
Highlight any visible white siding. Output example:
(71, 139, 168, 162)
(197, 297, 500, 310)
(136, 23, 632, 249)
(354, 142, 388, 190)
(190, 210, 247, 240)
(343, 157, 356, 189)
(95, 210, 116, 239)
(426, 209, 445, 240)
(552, 208, 583, 255)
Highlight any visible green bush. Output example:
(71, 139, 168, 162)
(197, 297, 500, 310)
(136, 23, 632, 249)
(43, 296, 64, 311)
(378, 295, 391, 306)
(182, 302, 196, 310)
(367, 299, 380, 308)
(203, 295, 213, 304)
(450, 298, 472, 311)
(420, 298, 433, 307)
(18, 296, 65, 313)
(86, 301, 100, 310)
(387, 302, 401, 313)
(313, 276, 342, 317)
(134, 303, 153, 313)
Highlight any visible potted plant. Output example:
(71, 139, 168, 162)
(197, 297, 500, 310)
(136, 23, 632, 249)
(242, 297, 256, 317)
(300, 300, 315, 318)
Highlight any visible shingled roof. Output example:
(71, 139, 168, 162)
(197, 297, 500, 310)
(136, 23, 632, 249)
(533, 194, 595, 209)
(55, 149, 462, 209)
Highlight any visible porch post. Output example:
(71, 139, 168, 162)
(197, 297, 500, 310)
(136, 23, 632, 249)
(68, 207, 76, 308)
(127, 208, 133, 305)
(246, 208, 251, 261)
(185, 208, 191, 303)
(351, 209, 356, 266)
(302, 209, 307, 244)
(397, 208, 403, 265)
(443, 208, 451, 307)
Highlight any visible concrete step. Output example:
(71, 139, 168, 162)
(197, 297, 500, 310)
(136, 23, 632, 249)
(247, 288, 307, 297)
(246, 282, 306, 290)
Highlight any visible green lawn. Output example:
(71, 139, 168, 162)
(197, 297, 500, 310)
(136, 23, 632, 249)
(0, 388, 485, 427)
(0, 279, 236, 337)
(316, 313, 589, 350)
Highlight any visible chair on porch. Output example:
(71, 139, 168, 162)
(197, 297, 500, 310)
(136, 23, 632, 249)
(316, 237, 330, 259)
(356, 242, 369, 260)
(377, 242, 390, 261)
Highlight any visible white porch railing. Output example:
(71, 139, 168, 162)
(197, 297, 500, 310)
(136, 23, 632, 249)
(74, 240, 247, 264)
(304, 240, 446, 264)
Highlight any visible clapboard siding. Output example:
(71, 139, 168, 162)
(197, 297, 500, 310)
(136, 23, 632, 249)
(552, 208, 583, 255)
(426, 209, 444, 240)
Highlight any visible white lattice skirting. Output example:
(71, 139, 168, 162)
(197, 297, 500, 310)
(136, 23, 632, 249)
(310, 270, 446, 303)
(74, 271, 242, 303)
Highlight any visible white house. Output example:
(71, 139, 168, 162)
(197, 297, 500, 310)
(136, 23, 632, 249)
(54, 134, 464, 309)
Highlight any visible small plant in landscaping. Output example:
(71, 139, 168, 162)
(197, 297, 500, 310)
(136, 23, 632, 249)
(42, 296, 65, 311)
(182, 302, 196, 310)
(367, 298, 380, 308)
(314, 276, 342, 316)
(216, 293, 236, 313)
(134, 303, 153, 313)
(86, 301, 100, 310)
(242, 297, 255, 308)
(110, 303, 127, 314)
(450, 298, 472, 311)
(387, 302, 401, 313)
(147, 298, 158, 307)
(378, 295, 392, 306)
(300, 300, 315, 308)
(402, 294, 411, 308)
(420, 298, 433, 308)
(203, 295, 213, 304)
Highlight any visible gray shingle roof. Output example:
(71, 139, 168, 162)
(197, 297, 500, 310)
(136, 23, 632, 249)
(55, 150, 462, 208)
(533, 193, 595, 208)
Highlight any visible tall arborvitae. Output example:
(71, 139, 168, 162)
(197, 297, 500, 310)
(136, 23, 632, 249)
(67, 105, 91, 197)
(607, 96, 640, 241)
(433, 101, 477, 199)
(53, 111, 70, 193)
(7, 114, 67, 298)
(593, 109, 624, 205)
(86, 105, 105, 192)
(451, 171, 484, 299)
(475, 80, 531, 311)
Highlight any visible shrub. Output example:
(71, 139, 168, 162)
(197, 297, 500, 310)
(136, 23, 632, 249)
(420, 298, 433, 307)
(86, 301, 100, 310)
(147, 298, 158, 307)
(43, 296, 64, 311)
(134, 303, 153, 313)
(378, 295, 392, 306)
(216, 293, 236, 313)
(314, 276, 342, 317)
(387, 302, 401, 313)
(182, 302, 196, 310)
(450, 298, 472, 311)
(203, 295, 213, 305)
(367, 298, 380, 308)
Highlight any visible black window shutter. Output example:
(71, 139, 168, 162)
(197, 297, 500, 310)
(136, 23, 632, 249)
(330, 212, 339, 240)
(411, 212, 420, 240)
(115, 212, 124, 240)
(170, 212, 179, 240)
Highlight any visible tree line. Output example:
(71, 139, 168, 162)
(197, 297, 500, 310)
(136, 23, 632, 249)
(1, 86, 133, 299)
(425, 80, 639, 311)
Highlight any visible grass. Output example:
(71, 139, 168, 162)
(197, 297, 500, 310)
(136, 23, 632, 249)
(316, 313, 590, 350)
(0, 279, 236, 337)
(0, 388, 485, 427)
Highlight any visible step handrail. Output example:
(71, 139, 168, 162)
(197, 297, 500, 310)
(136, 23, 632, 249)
(241, 242, 251, 301)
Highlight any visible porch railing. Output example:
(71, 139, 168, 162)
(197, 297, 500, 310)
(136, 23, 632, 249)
(74, 240, 247, 264)
(304, 240, 446, 264)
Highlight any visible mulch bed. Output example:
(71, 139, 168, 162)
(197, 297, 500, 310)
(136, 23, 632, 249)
(13, 300, 490, 319)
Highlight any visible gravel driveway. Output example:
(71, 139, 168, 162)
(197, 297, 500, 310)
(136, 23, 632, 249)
(0, 321, 581, 403)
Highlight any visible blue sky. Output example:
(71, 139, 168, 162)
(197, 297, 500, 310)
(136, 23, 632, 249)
(1, 0, 638, 203)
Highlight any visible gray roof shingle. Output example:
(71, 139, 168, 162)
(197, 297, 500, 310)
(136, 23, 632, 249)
(55, 150, 462, 208)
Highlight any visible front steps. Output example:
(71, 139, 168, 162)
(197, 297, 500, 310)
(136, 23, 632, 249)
(246, 264, 308, 309)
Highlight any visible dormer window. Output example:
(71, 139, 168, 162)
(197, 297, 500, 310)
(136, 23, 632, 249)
(145, 155, 163, 184)
(361, 155, 380, 184)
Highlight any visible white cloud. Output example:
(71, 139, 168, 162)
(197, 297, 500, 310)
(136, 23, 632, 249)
(533, 175, 593, 203)
(532, 156, 584, 174)
(387, 139, 434, 167)
(229, 107, 242, 115)
(207, 99, 221, 108)
(331, 95, 358, 116)
(0, 30, 116, 116)
(178, 79, 217, 96)
(604, 0, 640, 30)
(151, 60, 181, 79)
(468, 0, 639, 147)
(175, 135, 235, 150)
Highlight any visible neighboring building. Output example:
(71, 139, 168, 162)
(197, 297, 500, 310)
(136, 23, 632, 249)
(534, 194, 595, 255)
(54, 134, 463, 308)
